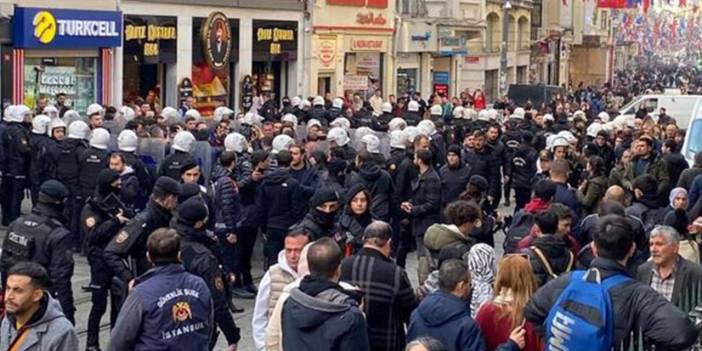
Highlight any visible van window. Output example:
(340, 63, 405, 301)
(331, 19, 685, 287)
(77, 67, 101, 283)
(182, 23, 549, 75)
(686, 120, 702, 159)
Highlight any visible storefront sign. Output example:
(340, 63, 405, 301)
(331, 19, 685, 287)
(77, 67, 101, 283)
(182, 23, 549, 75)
(356, 53, 380, 70)
(253, 20, 298, 61)
(124, 16, 177, 63)
(202, 12, 231, 70)
(328, 0, 387, 8)
(350, 38, 387, 51)
(13, 7, 122, 49)
(411, 32, 431, 41)
(38, 66, 77, 96)
(433, 71, 449, 85)
(434, 84, 448, 96)
(318, 39, 337, 68)
(343, 75, 369, 90)
(356, 12, 387, 26)
(464, 56, 480, 64)
(403, 22, 437, 52)
(438, 37, 467, 55)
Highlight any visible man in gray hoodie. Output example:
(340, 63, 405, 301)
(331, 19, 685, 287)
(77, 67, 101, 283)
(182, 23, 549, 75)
(0, 262, 78, 350)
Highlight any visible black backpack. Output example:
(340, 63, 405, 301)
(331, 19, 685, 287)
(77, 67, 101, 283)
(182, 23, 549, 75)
(0, 214, 60, 274)
(503, 211, 535, 254)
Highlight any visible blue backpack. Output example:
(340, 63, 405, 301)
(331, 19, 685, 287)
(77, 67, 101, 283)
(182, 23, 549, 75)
(544, 268, 630, 351)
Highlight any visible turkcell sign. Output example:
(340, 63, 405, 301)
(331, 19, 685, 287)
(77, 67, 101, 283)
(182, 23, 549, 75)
(13, 7, 122, 49)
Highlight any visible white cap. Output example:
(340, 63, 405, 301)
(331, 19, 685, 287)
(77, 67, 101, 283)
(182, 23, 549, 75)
(417, 119, 436, 136)
(272, 134, 294, 154)
(330, 117, 351, 131)
(514, 107, 526, 119)
(390, 130, 407, 149)
(307, 119, 322, 131)
(301, 100, 311, 108)
(161, 106, 179, 122)
(120, 106, 136, 121)
(313, 96, 325, 106)
(402, 126, 421, 144)
(333, 98, 344, 109)
(586, 123, 604, 138)
(463, 108, 478, 120)
(9, 105, 30, 123)
(213, 106, 234, 122)
(327, 127, 350, 146)
(185, 109, 201, 120)
(429, 104, 442, 116)
(291, 96, 302, 107)
(477, 109, 490, 121)
(224, 132, 250, 153)
(281, 113, 298, 127)
(32, 114, 52, 134)
(381, 102, 393, 113)
(43, 105, 59, 119)
(86, 103, 104, 117)
(172, 131, 196, 152)
(49, 118, 66, 137)
(90, 128, 111, 150)
(388, 118, 407, 132)
(67, 120, 90, 140)
(597, 111, 610, 123)
(550, 136, 570, 151)
(408, 100, 420, 112)
(118, 129, 138, 152)
(361, 134, 381, 154)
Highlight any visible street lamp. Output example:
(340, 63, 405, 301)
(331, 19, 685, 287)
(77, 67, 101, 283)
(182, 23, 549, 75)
(499, 0, 511, 99)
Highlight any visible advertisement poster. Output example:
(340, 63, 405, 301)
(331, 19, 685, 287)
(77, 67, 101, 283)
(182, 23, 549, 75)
(192, 62, 229, 117)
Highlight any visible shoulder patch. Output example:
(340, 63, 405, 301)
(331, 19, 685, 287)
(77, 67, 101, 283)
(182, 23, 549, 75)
(85, 216, 96, 229)
(214, 276, 225, 291)
(389, 164, 396, 171)
(115, 230, 129, 244)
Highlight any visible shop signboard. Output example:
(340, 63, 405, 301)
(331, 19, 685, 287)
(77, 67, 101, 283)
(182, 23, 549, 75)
(317, 38, 337, 69)
(433, 71, 449, 85)
(438, 36, 467, 55)
(13, 7, 122, 49)
(433, 84, 448, 96)
(202, 12, 231, 70)
(124, 15, 177, 64)
(343, 75, 369, 90)
(405, 22, 437, 52)
(252, 20, 297, 62)
(350, 37, 388, 51)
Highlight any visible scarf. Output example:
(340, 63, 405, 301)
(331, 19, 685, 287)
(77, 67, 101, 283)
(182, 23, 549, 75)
(468, 244, 495, 318)
(669, 187, 688, 209)
(493, 288, 515, 305)
(525, 198, 550, 213)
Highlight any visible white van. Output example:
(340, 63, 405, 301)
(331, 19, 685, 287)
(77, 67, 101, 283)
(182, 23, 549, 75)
(606, 94, 702, 131)
(682, 99, 702, 165)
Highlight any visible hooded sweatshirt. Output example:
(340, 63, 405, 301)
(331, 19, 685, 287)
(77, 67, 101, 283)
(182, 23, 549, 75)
(346, 162, 393, 221)
(0, 293, 78, 351)
(528, 234, 574, 287)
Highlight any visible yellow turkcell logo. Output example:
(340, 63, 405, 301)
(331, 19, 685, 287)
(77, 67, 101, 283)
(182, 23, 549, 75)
(33, 11, 56, 44)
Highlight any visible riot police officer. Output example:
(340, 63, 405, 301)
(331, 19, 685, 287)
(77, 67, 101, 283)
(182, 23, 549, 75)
(158, 131, 196, 180)
(29, 114, 52, 204)
(79, 128, 111, 200)
(82, 169, 130, 351)
(174, 196, 241, 349)
(2, 105, 32, 225)
(0, 180, 75, 323)
(117, 129, 152, 210)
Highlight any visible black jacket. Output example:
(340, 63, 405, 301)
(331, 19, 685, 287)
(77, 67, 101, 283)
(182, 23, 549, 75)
(525, 257, 698, 350)
(297, 208, 338, 241)
(637, 255, 702, 306)
(430, 133, 447, 169)
(211, 166, 241, 233)
(79, 147, 110, 198)
(3, 122, 30, 177)
(29, 132, 51, 185)
(678, 166, 702, 191)
(340, 248, 417, 351)
(254, 168, 306, 231)
(307, 106, 328, 124)
(509, 144, 538, 189)
(439, 162, 471, 207)
(410, 168, 441, 237)
(157, 150, 195, 181)
(527, 235, 574, 287)
(663, 151, 689, 191)
(175, 221, 240, 345)
(402, 111, 421, 126)
(345, 162, 394, 221)
(51, 138, 87, 194)
(462, 145, 500, 198)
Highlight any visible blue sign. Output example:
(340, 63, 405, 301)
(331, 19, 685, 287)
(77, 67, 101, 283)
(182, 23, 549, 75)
(433, 71, 449, 85)
(13, 7, 122, 49)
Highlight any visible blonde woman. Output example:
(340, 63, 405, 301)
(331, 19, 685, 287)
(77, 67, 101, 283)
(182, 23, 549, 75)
(475, 255, 542, 351)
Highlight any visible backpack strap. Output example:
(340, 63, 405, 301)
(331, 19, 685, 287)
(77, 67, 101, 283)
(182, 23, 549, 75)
(565, 250, 574, 272)
(582, 268, 630, 290)
(531, 246, 558, 279)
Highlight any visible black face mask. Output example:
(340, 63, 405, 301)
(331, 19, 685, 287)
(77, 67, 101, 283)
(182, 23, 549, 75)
(315, 208, 337, 226)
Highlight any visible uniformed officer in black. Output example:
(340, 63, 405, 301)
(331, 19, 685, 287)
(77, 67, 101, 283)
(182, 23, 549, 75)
(82, 169, 130, 351)
(0, 180, 75, 323)
(79, 128, 111, 200)
(158, 131, 196, 180)
(103, 176, 180, 298)
(28, 114, 52, 205)
(1, 105, 32, 225)
(173, 196, 241, 349)
(117, 129, 152, 210)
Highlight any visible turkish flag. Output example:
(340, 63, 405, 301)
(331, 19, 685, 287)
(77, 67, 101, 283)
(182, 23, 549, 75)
(597, 0, 629, 7)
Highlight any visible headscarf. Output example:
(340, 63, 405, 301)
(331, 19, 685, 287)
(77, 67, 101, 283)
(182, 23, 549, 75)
(669, 187, 688, 209)
(468, 243, 496, 318)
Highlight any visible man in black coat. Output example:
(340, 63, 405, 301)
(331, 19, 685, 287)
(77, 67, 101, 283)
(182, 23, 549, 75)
(296, 187, 341, 241)
(526, 210, 574, 287)
(340, 221, 417, 351)
(2, 105, 31, 225)
(462, 130, 500, 210)
(525, 214, 698, 350)
(402, 149, 441, 284)
(509, 132, 538, 211)
(661, 139, 689, 191)
(158, 131, 196, 180)
(486, 124, 507, 208)
(678, 151, 702, 190)
(439, 144, 471, 208)
(346, 151, 394, 222)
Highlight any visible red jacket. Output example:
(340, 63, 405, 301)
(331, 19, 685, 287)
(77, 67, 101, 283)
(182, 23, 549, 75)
(476, 302, 543, 351)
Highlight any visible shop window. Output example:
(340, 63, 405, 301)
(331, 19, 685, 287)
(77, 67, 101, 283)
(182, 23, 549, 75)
(24, 57, 96, 114)
(397, 68, 417, 96)
(344, 52, 383, 99)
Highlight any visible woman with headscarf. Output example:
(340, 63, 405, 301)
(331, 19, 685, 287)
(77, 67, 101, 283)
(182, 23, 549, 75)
(667, 187, 689, 218)
(468, 243, 495, 318)
(337, 184, 374, 255)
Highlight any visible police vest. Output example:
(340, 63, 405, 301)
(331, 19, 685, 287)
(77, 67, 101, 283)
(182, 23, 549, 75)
(0, 213, 61, 273)
(132, 264, 212, 351)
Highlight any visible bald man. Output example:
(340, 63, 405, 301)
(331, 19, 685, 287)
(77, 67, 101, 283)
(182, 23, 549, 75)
(604, 185, 627, 206)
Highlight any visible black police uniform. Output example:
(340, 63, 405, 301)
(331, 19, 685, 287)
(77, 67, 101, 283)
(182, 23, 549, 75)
(307, 105, 328, 125)
(0, 181, 75, 323)
(28, 131, 51, 205)
(79, 146, 110, 199)
(158, 150, 195, 181)
(173, 198, 241, 347)
(121, 151, 153, 210)
(2, 121, 31, 225)
(50, 137, 88, 240)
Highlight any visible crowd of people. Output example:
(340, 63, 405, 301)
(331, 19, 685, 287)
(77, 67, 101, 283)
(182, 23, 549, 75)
(0, 75, 702, 351)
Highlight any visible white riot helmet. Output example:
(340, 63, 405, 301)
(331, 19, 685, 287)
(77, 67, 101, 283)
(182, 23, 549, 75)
(49, 118, 67, 138)
(313, 96, 325, 106)
(214, 106, 234, 122)
(463, 108, 478, 121)
(453, 106, 464, 119)
(417, 119, 436, 136)
(272, 134, 294, 154)
(172, 131, 196, 153)
(118, 129, 138, 152)
(160, 106, 179, 123)
(184, 109, 201, 121)
(586, 123, 604, 138)
(477, 109, 490, 121)
(597, 111, 610, 123)
(10, 105, 31, 123)
(354, 127, 374, 142)
(307, 119, 322, 132)
(67, 120, 90, 140)
(224, 132, 250, 153)
(2, 105, 14, 122)
(513, 107, 526, 119)
(361, 134, 381, 154)
(381, 102, 393, 113)
(86, 103, 104, 117)
(32, 114, 52, 135)
(330, 117, 351, 131)
(487, 108, 499, 120)
(429, 104, 442, 116)
(327, 127, 350, 147)
(408, 100, 420, 112)
(388, 118, 407, 132)
(43, 105, 59, 120)
(241, 111, 263, 127)
(557, 130, 577, 145)
(332, 98, 344, 109)
(89, 128, 111, 150)
(544, 113, 555, 122)
(281, 113, 298, 128)
(390, 130, 407, 149)
(119, 106, 136, 122)
(291, 96, 302, 107)
(550, 136, 570, 151)
(300, 100, 311, 109)
(402, 126, 421, 144)
(63, 109, 83, 125)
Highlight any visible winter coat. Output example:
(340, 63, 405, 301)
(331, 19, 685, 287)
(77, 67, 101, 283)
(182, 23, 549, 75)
(345, 162, 394, 221)
(463, 145, 500, 198)
(297, 208, 338, 241)
(632, 152, 670, 202)
(254, 168, 307, 231)
(637, 255, 702, 305)
(410, 168, 441, 237)
(678, 166, 702, 191)
(554, 182, 581, 223)
(337, 210, 373, 254)
(576, 175, 608, 215)
(526, 235, 574, 287)
(0, 294, 78, 351)
(439, 163, 472, 207)
(525, 257, 698, 350)
(211, 166, 241, 234)
(663, 151, 689, 192)
(509, 144, 538, 189)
